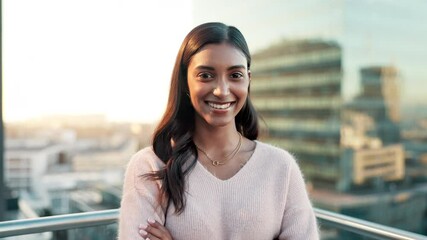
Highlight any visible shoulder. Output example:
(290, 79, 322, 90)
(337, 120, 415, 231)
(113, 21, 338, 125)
(126, 146, 166, 174)
(255, 141, 297, 166)
(253, 140, 301, 176)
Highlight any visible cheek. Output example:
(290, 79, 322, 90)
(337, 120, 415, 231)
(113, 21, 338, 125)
(190, 95, 199, 108)
(236, 83, 249, 98)
(187, 80, 197, 98)
(189, 86, 207, 108)
(189, 83, 211, 98)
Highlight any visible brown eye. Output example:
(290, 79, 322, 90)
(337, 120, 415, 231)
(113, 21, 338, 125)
(198, 72, 214, 79)
(231, 72, 243, 79)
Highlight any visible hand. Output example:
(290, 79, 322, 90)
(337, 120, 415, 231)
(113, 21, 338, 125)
(139, 218, 173, 240)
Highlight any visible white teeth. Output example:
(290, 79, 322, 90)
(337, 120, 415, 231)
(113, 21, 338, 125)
(208, 102, 231, 110)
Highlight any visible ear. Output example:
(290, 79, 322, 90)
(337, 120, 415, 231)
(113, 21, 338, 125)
(248, 70, 252, 81)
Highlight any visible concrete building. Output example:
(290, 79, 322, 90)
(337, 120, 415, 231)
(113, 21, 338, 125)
(251, 39, 344, 190)
(352, 144, 404, 185)
(402, 118, 427, 181)
(346, 66, 401, 145)
(4, 139, 69, 196)
(3, 139, 70, 239)
(341, 66, 406, 190)
(251, 39, 409, 192)
(72, 136, 138, 172)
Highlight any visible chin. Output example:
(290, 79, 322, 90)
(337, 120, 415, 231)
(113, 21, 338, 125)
(204, 117, 235, 128)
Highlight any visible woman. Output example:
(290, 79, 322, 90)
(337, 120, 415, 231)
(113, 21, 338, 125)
(118, 22, 319, 240)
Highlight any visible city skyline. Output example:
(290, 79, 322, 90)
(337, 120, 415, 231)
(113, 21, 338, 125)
(4, 0, 427, 123)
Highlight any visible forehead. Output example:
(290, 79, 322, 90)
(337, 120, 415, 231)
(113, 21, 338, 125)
(188, 43, 247, 70)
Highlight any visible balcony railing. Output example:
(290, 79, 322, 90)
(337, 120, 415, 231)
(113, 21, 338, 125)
(0, 208, 426, 239)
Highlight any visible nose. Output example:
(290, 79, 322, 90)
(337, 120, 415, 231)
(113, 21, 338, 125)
(212, 78, 230, 97)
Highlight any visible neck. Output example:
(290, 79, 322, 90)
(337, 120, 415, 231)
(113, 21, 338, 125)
(193, 122, 240, 154)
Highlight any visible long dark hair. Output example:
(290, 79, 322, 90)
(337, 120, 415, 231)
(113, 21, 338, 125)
(147, 22, 259, 214)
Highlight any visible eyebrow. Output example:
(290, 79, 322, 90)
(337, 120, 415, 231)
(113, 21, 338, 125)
(194, 65, 247, 71)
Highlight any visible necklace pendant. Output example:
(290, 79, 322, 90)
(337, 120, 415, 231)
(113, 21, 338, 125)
(212, 161, 223, 166)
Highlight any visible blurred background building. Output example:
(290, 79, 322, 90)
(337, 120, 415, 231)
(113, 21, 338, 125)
(1, 115, 154, 239)
(250, 40, 343, 190)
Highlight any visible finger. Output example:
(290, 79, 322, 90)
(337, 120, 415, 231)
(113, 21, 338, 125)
(139, 223, 160, 239)
(138, 227, 160, 240)
(147, 219, 170, 233)
(145, 219, 172, 239)
(146, 236, 160, 240)
(145, 220, 167, 239)
(138, 225, 149, 238)
(139, 222, 166, 240)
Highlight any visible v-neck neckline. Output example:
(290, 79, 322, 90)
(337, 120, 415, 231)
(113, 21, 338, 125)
(195, 141, 258, 183)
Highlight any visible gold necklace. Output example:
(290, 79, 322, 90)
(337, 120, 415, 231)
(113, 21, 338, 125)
(196, 133, 242, 166)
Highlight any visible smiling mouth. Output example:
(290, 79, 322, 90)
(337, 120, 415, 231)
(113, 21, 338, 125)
(207, 101, 233, 110)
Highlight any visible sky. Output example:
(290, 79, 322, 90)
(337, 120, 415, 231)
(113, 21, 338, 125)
(4, 0, 427, 124)
(3, 0, 193, 123)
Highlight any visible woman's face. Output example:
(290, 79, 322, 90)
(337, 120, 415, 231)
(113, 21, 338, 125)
(187, 42, 250, 129)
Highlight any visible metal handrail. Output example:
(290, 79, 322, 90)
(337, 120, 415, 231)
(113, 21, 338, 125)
(0, 208, 426, 239)
(315, 208, 427, 240)
(0, 209, 118, 238)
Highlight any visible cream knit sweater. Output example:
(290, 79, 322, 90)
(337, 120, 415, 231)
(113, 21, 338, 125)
(118, 141, 319, 240)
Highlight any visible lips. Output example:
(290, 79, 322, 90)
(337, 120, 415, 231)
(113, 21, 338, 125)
(207, 101, 234, 110)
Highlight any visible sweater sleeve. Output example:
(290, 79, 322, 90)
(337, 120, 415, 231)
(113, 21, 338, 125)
(278, 158, 319, 240)
(118, 149, 166, 240)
